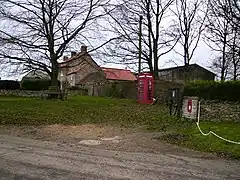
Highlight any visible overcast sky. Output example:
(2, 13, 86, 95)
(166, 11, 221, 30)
(0, 39, 215, 81)
(0, 0, 218, 81)
(102, 40, 216, 72)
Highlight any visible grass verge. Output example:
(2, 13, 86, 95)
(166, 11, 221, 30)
(0, 95, 174, 128)
(0, 95, 239, 159)
(161, 121, 240, 159)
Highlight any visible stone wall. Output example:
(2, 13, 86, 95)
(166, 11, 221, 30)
(180, 97, 240, 122)
(90, 80, 184, 103)
(0, 90, 45, 97)
(74, 62, 100, 85)
(91, 82, 137, 98)
(200, 100, 240, 122)
(60, 53, 100, 86)
(154, 80, 184, 103)
(0, 89, 87, 98)
(182, 96, 199, 119)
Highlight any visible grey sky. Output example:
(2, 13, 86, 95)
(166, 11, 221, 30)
(0, 39, 215, 81)
(103, 41, 215, 72)
(0, 0, 218, 80)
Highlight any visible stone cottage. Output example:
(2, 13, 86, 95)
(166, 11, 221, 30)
(58, 46, 137, 90)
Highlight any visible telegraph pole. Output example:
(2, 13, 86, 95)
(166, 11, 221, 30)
(138, 15, 143, 74)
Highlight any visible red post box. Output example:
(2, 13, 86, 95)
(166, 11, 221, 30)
(137, 73, 154, 104)
(187, 99, 192, 113)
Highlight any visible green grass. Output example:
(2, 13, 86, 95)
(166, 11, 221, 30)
(0, 95, 239, 159)
(177, 121, 240, 159)
(0, 95, 174, 128)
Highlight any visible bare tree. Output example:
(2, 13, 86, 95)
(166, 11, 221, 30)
(103, 0, 179, 77)
(228, 27, 240, 80)
(224, 0, 240, 80)
(0, 0, 114, 86)
(210, 47, 240, 81)
(205, 0, 240, 81)
(222, 0, 240, 29)
(211, 53, 232, 80)
(173, 0, 208, 66)
(204, 0, 233, 81)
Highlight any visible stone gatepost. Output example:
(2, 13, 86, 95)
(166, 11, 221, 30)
(182, 96, 199, 120)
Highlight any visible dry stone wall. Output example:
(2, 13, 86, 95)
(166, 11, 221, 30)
(181, 97, 240, 122)
(0, 90, 45, 97)
(0, 89, 87, 97)
(200, 100, 240, 122)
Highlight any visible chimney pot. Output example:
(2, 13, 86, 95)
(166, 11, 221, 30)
(81, 45, 87, 52)
(71, 51, 77, 57)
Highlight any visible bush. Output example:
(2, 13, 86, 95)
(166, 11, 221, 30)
(21, 79, 60, 91)
(184, 80, 240, 101)
(0, 80, 20, 90)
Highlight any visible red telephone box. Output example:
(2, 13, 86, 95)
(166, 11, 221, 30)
(137, 73, 154, 104)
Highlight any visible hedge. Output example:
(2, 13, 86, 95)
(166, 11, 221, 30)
(0, 80, 20, 90)
(184, 80, 240, 102)
(21, 79, 60, 91)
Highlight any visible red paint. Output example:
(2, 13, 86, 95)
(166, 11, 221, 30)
(137, 73, 154, 104)
(101, 67, 137, 81)
(187, 99, 192, 113)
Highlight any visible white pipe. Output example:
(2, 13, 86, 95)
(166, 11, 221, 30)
(196, 100, 240, 145)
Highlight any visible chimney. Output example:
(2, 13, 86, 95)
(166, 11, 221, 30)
(81, 45, 87, 53)
(71, 51, 77, 57)
(63, 56, 68, 61)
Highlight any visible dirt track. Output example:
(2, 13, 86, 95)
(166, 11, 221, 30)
(0, 125, 240, 179)
(0, 124, 236, 157)
(0, 134, 240, 180)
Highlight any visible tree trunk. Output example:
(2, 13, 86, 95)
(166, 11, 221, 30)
(220, 66, 225, 81)
(233, 52, 237, 81)
(232, 28, 237, 81)
(153, 0, 160, 79)
(153, 71, 158, 79)
(148, 59, 153, 74)
(221, 33, 227, 81)
(153, 41, 159, 79)
(51, 62, 59, 87)
(233, 67, 237, 80)
(51, 71, 58, 86)
(148, 57, 157, 77)
(48, 61, 60, 99)
(184, 63, 190, 82)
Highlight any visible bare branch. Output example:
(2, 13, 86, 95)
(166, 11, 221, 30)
(104, 0, 178, 77)
(0, 0, 113, 85)
(173, 0, 208, 65)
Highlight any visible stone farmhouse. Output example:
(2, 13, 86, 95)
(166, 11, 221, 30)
(58, 46, 137, 88)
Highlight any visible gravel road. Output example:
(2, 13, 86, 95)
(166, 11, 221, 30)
(0, 135, 239, 180)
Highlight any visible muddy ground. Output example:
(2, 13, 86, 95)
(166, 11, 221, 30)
(0, 124, 218, 159)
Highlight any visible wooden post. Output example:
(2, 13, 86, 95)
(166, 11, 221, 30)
(138, 15, 143, 74)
